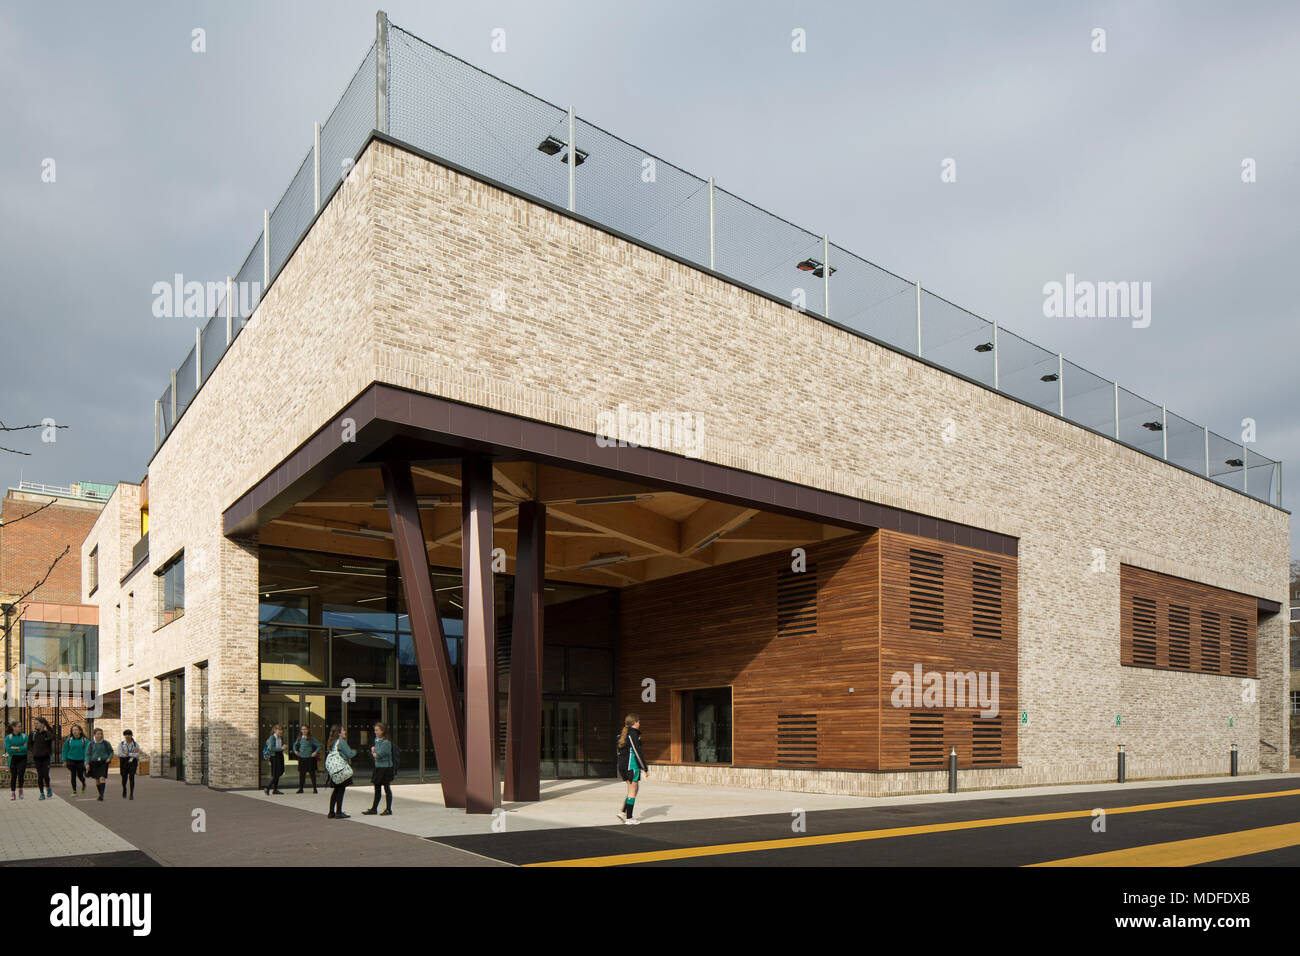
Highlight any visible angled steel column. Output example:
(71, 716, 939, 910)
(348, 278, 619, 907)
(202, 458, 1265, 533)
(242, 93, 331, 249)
(381, 461, 466, 808)
(504, 501, 545, 802)
(462, 456, 499, 813)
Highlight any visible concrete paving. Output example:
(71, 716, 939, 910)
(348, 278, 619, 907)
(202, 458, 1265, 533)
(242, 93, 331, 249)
(25, 778, 502, 866)
(233, 770, 1300, 839)
(0, 788, 137, 863)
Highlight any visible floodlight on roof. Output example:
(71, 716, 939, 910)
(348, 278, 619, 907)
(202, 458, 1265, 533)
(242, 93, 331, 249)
(1142, 421, 1163, 432)
(795, 259, 836, 279)
(1225, 458, 1244, 468)
(973, 342, 993, 353)
(537, 136, 564, 156)
(1040, 372, 1059, 382)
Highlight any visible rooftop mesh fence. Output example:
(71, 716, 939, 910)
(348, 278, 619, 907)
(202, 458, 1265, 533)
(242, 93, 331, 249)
(153, 18, 1282, 507)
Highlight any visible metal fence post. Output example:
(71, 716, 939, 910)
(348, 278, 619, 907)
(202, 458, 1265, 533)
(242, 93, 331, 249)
(1057, 353, 1064, 416)
(1278, 461, 1284, 508)
(1161, 404, 1167, 460)
(170, 369, 177, 422)
(992, 320, 999, 390)
(567, 106, 576, 213)
(226, 276, 233, 344)
(376, 10, 389, 135)
(708, 177, 715, 271)
(1203, 426, 1210, 477)
(313, 122, 321, 213)
(154, 400, 161, 449)
(195, 327, 202, 390)
(263, 210, 270, 290)
(1243, 442, 1249, 494)
(1113, 381, 1120, 439)
(915, 281, 922, 357)
(823, 234, 830, 318)
(948, 746, 957, 793)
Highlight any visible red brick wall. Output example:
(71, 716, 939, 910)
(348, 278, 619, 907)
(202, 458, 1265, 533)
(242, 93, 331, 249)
(0, 498, 101, 604)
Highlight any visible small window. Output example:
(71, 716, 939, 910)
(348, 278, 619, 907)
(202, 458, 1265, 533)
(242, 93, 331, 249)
(1292, 691, 1300, 716)
(88, 546, 99, 595)
(156, 552, 185, 628)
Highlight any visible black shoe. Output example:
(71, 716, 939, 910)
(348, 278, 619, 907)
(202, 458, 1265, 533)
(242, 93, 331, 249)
(380, 809, 392, 816)
(313, 789, 319, 794)
(296, 789, 304, 794)
(272, 790, 284, 795)
(97, 794, 104, 802)
(121, 790, 126, 798)
(265, 787, 271, 795)
(129, 794, 133, 800)
(327, 812, 336, 818)
(334, 813, 350, 819)
(362, 808, 378, 815)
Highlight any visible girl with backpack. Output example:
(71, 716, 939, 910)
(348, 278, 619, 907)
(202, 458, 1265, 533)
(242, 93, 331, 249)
(4, 722, 29, 800)
(86, 728, 114, 801)
(363, 721, 397, 816)
(323, 724, 355, 819)
(61, 724, 88, 795)
(615, 714, 649, 825)
(28, 718, 55, 800)
(262, 724, 287, 795)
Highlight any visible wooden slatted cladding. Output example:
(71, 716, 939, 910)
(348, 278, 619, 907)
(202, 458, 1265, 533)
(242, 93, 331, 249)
(880, 530, 1018, 771)
(776, 714, 818, 765)
(619, 526, 1018, 773)
(1119, 565, 1257, 678)
(620, 533, 880, 770)
(776, 567, 818, 637)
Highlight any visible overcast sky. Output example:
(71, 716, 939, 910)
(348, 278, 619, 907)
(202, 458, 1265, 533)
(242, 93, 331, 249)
(2, 1, 1297, 553)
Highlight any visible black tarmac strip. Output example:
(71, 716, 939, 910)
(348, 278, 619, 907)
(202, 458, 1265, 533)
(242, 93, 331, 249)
(0, 850, 158, 868)
(430, 776, 1300, 866)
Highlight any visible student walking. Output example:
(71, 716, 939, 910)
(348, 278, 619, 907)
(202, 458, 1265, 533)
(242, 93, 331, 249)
(615, 713, 649, 825)
(291, 727, 321, 793)
(117, 730, 142, 799)
(362, 721, 398, 816)
(4, 722, 29, 800)
(86, 729, 114, 801)
(28, 718, 55, 800)
(262, 724, 288, 795)
(61, 725, 88, 795)
(323, 725, 355, 819)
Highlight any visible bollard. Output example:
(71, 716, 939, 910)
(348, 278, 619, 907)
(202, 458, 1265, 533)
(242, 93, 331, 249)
(1117, 744, 1126, 783)
(1230, 743, 1238, 777)
(948, 746, 958, 793)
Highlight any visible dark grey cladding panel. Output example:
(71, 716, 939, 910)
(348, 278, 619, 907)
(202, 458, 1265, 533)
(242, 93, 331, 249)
(223, 382, 1022, 556)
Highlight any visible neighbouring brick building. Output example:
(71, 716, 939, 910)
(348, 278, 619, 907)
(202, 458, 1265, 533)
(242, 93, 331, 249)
(0, 481, 108, 743)
(82, 15, 1288, 804)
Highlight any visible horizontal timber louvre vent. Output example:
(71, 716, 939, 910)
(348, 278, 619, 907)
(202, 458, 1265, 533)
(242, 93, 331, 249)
(908, 549, 944, 632)
(971, 561, 1003, 639)
(1229, 616, 1248, 676)
(1131, 596, 1158, 666)
(1168, 604, 1191, 669)
(908, 712, 945, 767)
(972, 716, 1002, 765)
(776, 566, 818, 638)
(776, 714, 818, 766)
(1200, 611, 1221, 672)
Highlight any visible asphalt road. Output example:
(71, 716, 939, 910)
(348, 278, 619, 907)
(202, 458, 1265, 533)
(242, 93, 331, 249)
(430, 777, 1300, 867)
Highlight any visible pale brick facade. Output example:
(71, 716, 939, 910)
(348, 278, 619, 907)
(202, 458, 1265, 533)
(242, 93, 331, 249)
(85, 138, 1289, 792)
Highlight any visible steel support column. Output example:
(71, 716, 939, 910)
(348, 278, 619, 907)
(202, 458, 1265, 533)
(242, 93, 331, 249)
(504, 500, 545, 802)
(461, 456, 499, 813)
(380, 461, 466, 808)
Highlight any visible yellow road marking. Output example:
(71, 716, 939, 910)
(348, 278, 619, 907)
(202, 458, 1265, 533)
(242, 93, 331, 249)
(1027, 821, 1300, 867)
(524, 787, 1300, 867)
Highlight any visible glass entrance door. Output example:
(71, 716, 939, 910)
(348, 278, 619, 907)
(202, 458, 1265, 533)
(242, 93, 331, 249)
(346, 697, 384, 774)
(166, 673, 185, 781)
(389, 698, 421, 779)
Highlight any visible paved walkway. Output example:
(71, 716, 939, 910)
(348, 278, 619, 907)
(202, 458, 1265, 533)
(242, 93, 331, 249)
(234, 770, 1300, 839)
(0, 788, 138, 864)
(86, 778, 501, 866)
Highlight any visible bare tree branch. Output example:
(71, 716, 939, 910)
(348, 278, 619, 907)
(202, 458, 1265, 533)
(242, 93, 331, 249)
(0, 497, 56, 529)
